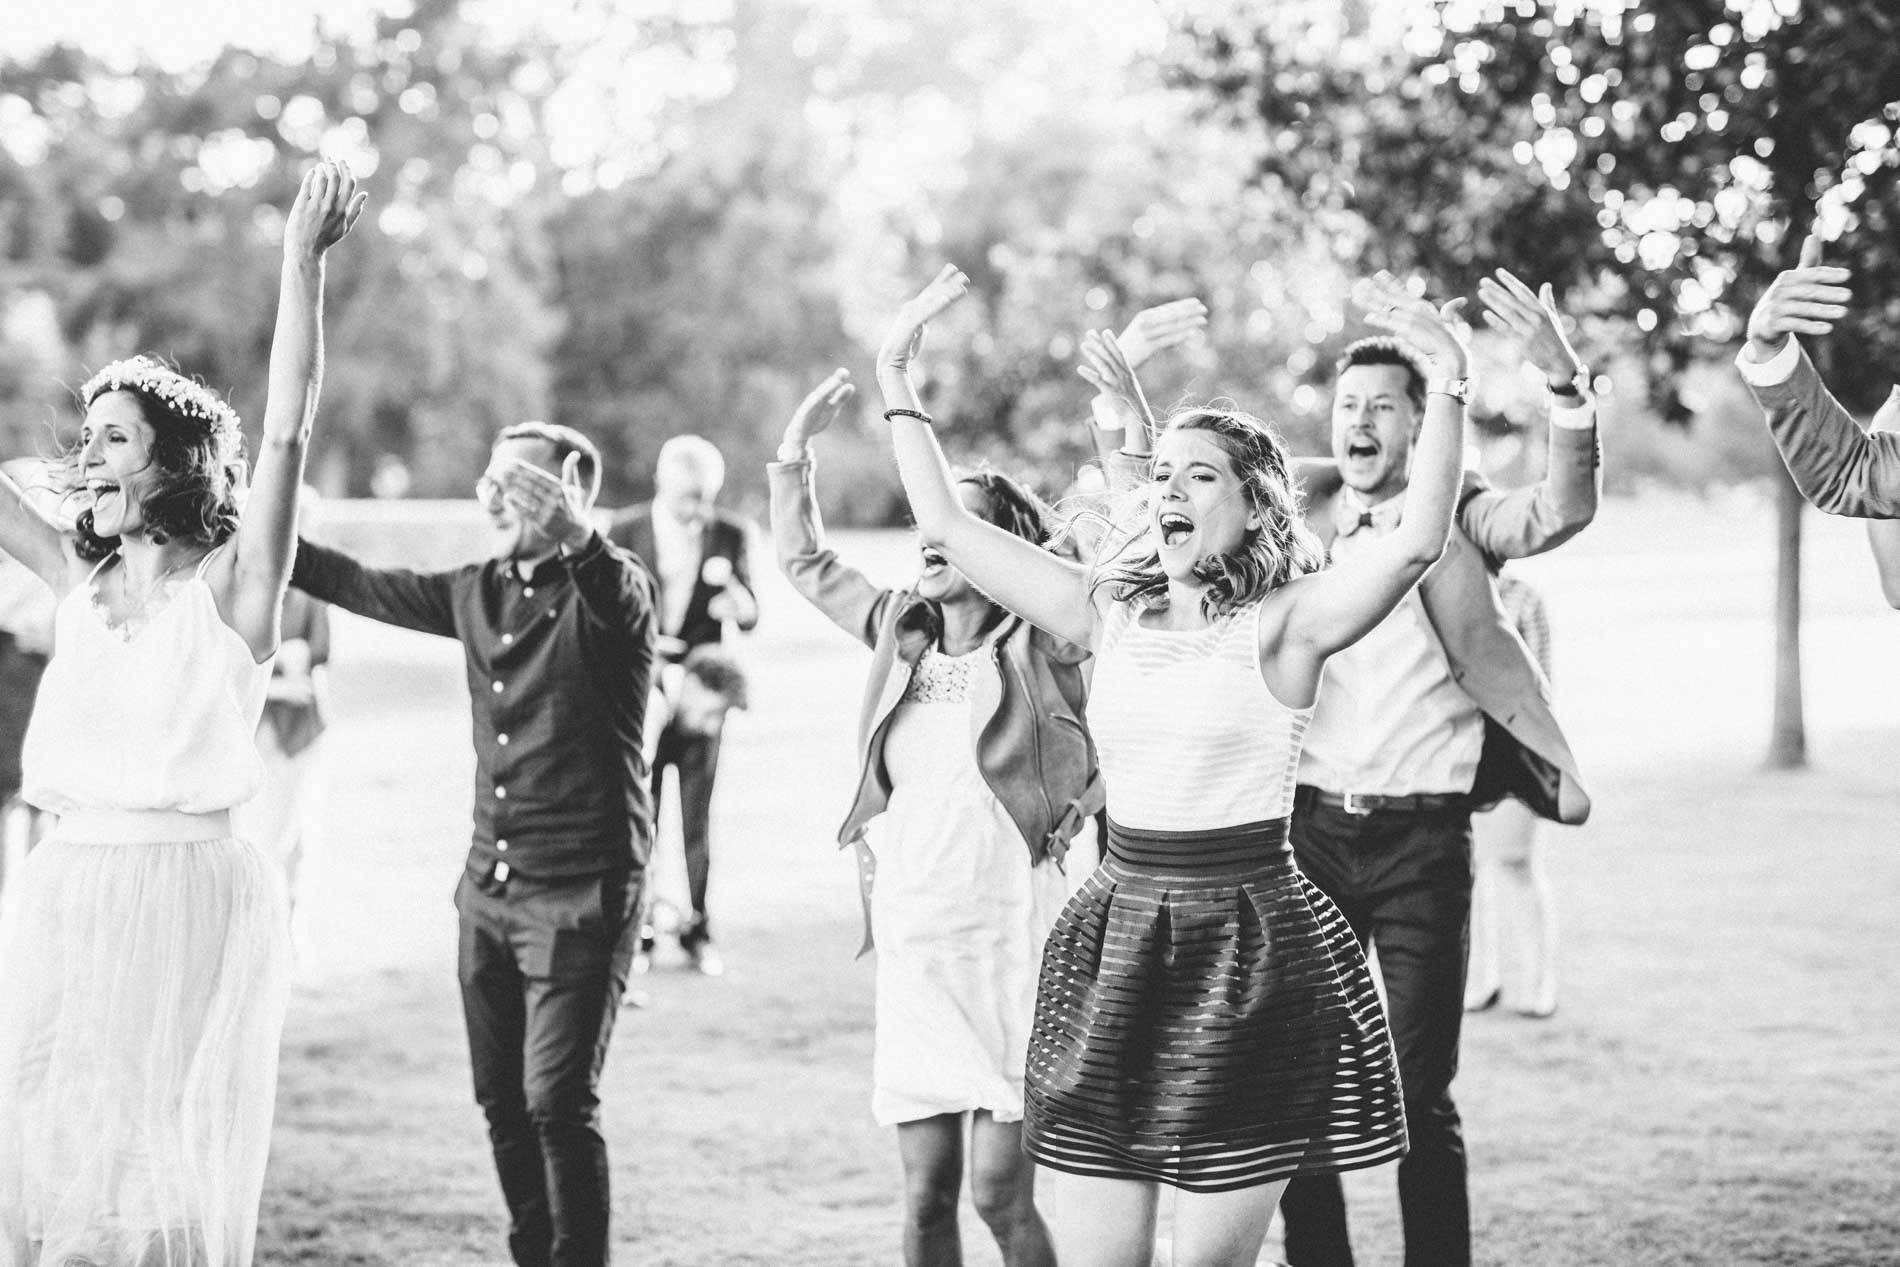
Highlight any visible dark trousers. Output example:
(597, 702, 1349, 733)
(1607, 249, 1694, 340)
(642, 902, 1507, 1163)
(457, 868, 643, 1267)
(1281, 791, 1474, 1267)
(649, 719, 721, 940)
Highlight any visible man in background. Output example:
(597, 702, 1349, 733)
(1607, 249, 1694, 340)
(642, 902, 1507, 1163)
(609, 436, 758, 975)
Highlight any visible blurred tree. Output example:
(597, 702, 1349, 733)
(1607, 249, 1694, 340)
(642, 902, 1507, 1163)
(0, 0, 561, 495)
(547, 0, 852, 510)
(1168, 0, 1900, 768)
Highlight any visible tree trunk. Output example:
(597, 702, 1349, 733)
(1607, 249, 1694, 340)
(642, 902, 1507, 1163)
(1765, 458, 1807, 769)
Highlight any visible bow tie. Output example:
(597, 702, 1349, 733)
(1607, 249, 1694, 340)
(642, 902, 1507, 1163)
(1338, 495, 1400, 538)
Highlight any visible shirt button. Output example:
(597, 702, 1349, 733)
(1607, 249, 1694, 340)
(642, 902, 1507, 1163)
(546, 608, 557, 618)
(497, 733, 510, 746)
(494, 860, 511, 882)
(496, 839, 509, 852)
(501, 633, 514, 646)
(524, 586, 535, 598)
(495, 786, 508, 799)
(492, 680, 504, 694)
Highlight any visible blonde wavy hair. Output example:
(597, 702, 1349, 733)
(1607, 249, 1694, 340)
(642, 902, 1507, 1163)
(1089, 406, 1324, 618)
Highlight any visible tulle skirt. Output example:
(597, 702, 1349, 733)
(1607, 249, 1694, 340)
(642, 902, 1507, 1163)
(0, 813, 290, 1267)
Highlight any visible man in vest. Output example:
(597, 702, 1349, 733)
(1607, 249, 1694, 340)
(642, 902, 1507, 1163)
(1279, 271, 1600, 1267)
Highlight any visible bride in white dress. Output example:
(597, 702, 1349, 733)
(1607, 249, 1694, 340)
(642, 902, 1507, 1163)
(0, 161, 364, 1267)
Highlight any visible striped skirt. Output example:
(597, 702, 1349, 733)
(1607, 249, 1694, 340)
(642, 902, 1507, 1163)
(1023, 817, 1406, 1192)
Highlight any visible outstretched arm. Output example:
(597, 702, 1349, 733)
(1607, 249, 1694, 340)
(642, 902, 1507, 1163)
(1737, 233, 1900, 517)
(879, 267, 1095, 647)
(225, 161, 367, 659)
(770, 369, 898, 647)
(1463, 269, 1602, 558)
(1265, 274, 1469, 693)
(0, 466, 70, 592)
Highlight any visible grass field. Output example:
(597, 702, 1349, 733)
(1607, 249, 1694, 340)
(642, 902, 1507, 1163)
(257, 488, 1900, 1266)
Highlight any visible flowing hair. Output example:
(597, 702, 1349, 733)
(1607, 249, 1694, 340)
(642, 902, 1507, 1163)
(1090, 405, 1324, 618)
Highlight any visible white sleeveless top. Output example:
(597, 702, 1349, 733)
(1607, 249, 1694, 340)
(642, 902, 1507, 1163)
(1087, 597, 1313, 832)
(21, 550, 270, 816)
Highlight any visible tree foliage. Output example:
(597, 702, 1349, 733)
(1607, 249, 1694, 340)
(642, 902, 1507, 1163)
(1167, 0, 1900, 411)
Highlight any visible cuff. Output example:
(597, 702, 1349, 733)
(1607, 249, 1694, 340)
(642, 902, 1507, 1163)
(1548, 395, 1595, 431)
(1735, 337, 1801, 387)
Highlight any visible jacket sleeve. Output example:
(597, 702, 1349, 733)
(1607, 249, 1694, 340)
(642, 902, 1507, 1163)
(1457, 413, 1602, 561)
(1747, 345, 1900, 519)
(291, 539, 459, 638)
(768, 458, 894, 649)
(564, 532, 657, 646)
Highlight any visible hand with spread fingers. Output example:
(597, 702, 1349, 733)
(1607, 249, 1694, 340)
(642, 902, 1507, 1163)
(877, 265, 972, 380)
(284, 159, 368, 265)
(1478, 269, 1585, 385)
(1354, 271, 1470, 379)
(1076, 328, 1159, 447)
(1745, 233, 1853, 362)
(496, 453, 594, 553)
(1116, 297, 1209, 370)
(780, 368, 856, 461)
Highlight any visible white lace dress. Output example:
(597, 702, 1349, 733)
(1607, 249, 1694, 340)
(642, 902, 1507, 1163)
(0, 552, 286, 1267)
(865, 645, 1071, 1127)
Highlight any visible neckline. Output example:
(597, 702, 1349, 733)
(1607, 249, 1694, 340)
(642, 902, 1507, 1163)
(84, 553, 206, 643)
(1130, 599, 1253, 635)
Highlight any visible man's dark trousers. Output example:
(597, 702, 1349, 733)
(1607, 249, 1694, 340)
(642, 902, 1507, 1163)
(458, 867, 643, 1267)
(1281, 790, 1474, 1267)
(650, 719, 719, 945)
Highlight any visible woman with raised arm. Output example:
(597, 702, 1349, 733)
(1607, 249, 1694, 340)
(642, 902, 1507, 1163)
(877, 266, 1471, 1267)
(0, 161, 364, 1267)
(771, 367, 1101, 1267)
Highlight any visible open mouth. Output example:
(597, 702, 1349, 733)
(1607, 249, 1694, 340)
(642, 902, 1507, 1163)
(920, 547, 948, 576)
(1157, 511, 1195, 548)
(87, 480, 123, 510)
(1344, 436, 1381, 461)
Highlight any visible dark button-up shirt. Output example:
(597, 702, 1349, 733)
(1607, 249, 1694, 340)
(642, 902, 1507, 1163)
(292, 532, 657, 882)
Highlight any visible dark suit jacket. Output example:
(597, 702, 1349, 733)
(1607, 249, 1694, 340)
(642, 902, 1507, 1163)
(1745, 342, 1900, 518)
(1294, 421, 1602, 824)
(607, 505, 758, 662)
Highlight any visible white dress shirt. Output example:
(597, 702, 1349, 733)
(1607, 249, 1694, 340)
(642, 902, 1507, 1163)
(1297, 488, 1485, 796)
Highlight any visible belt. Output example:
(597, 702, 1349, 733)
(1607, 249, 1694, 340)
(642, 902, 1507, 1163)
(55, 808, 235, 844)
(1297, 786, 1469, 817)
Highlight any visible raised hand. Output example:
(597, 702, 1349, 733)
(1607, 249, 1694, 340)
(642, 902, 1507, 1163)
(877, 265, 972, 376)
(780, 368, 856, 459)
(1116, 298, 1208, 370)
(1076, 328, 1157, 443)
(1354, 271, 1469, 378)
(1478, 269, 1584, 385)
(496, 453, 593, 552)
(284, 160, 368, 263)
(1745, 233, 1852, 362)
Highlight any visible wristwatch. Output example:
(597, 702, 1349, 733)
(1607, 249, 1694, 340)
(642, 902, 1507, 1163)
(1425, 376, 1469, 403)
(1549, 366, 1590, 400)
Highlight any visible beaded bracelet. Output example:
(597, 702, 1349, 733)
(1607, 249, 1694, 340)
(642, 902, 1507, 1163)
(883, 407, 934, 425)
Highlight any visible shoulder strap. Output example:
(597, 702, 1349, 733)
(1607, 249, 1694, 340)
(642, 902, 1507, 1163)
(86, 552, 118, 584)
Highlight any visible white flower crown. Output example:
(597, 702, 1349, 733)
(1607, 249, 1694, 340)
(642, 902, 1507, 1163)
(81, 356, 242, 436)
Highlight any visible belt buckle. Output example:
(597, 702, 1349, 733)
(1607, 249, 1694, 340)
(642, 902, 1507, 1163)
(1340, 791, 1374, 816)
